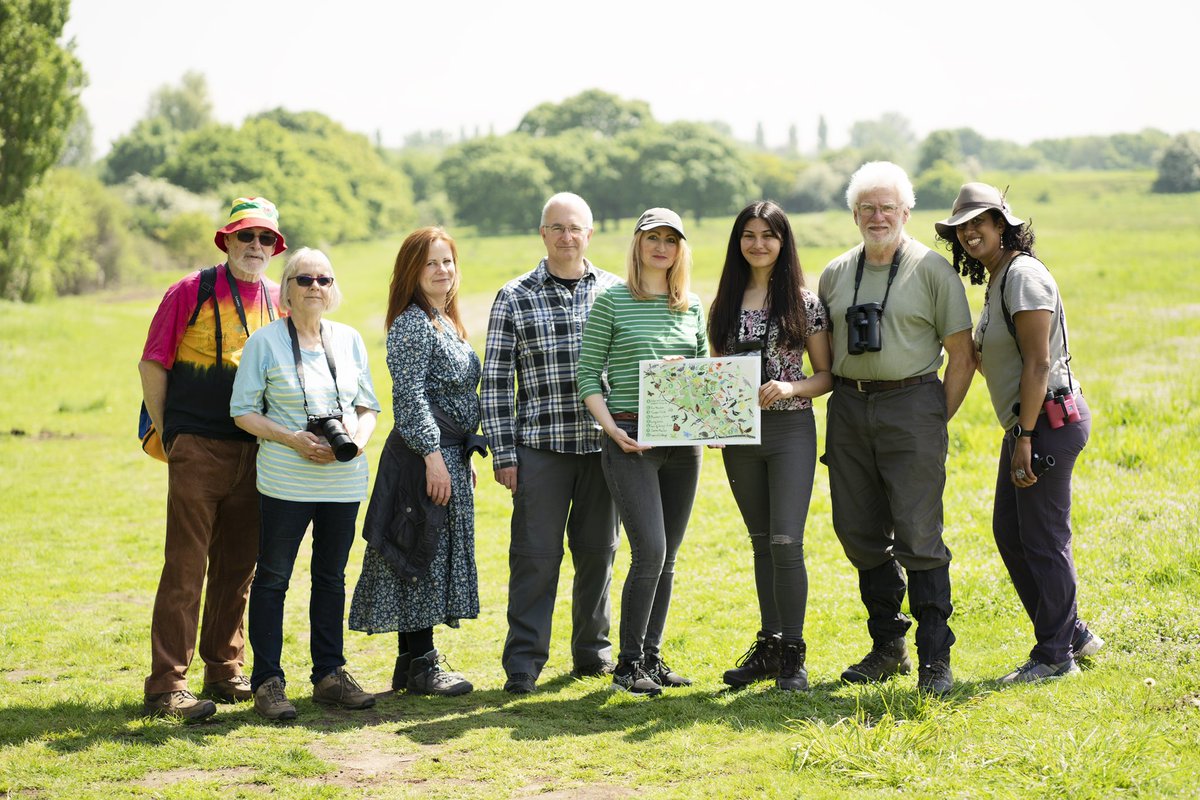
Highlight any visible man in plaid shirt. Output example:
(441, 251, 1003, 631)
(482, 192, 622, 695)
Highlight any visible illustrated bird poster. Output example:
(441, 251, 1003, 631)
(637, 357, 761, 446)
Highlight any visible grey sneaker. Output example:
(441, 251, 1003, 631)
(408, 649, 473, 696)
(612, 660, 662, 696)
(1073, 629, 1104, 660)
(143, 689, 216, 721)
(841, 637, 912, 683)
(254, 676, 297, 720)
(1000, 658, 1081, 684)
(643, 654, 691, 688)
(203, 675, 252, 703)
(313, 667, 375, 710)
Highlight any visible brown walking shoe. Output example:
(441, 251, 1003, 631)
(143, 689, 216, 721)
(313, 667, 375, 710)
(204, 675, 253, 703)
(254, 676, 297, 721)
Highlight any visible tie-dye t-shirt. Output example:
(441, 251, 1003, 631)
(142, 264, 281, 442)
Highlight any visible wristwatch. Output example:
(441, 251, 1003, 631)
(1012, 423, 1037, 439)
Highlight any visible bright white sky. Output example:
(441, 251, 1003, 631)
(66, 0, 1194, 156)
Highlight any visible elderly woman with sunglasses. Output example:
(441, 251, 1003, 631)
(230, 247, 381, 719)
(935, 184, 1103, 684)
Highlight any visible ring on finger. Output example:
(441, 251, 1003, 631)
(1014, 468, 1027, 480)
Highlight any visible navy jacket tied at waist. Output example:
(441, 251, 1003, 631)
(361, 405, 487, 583)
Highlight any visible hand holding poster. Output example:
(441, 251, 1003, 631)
(637, 357, 761, 446)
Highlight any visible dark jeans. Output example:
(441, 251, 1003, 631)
(249, 495, 359, 690)
(993, 395, 1091, 664)
(503, 447, 618, 678)
(720, 409, 816, 639)
(602, 422, 701, 663)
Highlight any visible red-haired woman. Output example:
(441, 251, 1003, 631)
(350, 227, 484, 696)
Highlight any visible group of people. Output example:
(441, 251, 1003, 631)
(138, 160, 1101, 721)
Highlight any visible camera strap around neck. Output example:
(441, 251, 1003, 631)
(851, 243, 903, 311)
(287, 317, 343, 420)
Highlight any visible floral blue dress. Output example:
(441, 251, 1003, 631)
(349, 305, 481, 632)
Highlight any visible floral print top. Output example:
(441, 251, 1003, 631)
(731, 287, 828, 411)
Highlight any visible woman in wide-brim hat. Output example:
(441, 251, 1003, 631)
(935, 183, 1103, 684)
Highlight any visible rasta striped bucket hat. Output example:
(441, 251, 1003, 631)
(215, 196, 287, 255)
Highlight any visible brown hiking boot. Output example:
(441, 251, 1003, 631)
(204, 675, 252, 703)
(841, 637, 913, 683)
(143, 689, 216, 721)
(253, 676, 297, 721)
(313, 667, 375, 710)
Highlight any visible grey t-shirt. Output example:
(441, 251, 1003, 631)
(819, 238, 972, 381)
(976, 254, 1079, 430)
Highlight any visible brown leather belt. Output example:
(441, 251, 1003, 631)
(611, 412, 638, 421)
(835, 371, 938, 393)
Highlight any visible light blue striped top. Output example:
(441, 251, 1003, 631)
(230, 317, 381, 502)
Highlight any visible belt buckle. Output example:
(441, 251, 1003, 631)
(855, 379, 868, 392)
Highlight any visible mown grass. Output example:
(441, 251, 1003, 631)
(1, 171, 1198, 798)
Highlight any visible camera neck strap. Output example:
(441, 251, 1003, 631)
(287, 317, 343, 420)
(851, 243, 904, 311)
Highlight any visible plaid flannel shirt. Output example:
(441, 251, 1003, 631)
(481, 258, 622, 469)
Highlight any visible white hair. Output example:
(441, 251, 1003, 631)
(845, 161, 916, 211)
(540, 192, 594, 228)
(280, 247, 342, 314)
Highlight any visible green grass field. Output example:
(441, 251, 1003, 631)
(1, 171, 1198, 798)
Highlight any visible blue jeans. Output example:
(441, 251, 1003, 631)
(249, 495, 359, 690)
(602, 422, 701, 663)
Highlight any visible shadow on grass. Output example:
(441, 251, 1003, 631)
(0, 677, 996, 754)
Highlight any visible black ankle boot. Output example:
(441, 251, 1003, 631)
(391, 652, 411, 691)
(776, 638, 809, 691)
(722, 632, 782, 687)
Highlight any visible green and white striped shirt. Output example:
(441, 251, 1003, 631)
(577, 284, 708, 414)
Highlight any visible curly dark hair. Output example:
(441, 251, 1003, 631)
(708, 200, 809, 354)
(936, 209, 1037, 285)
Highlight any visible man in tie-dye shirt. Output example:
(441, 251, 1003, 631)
(138, 197, 284, 720)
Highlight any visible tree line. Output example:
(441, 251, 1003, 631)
(3, 1, 1200, 301)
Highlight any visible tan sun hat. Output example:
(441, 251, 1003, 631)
(934, 183, 1024, 240)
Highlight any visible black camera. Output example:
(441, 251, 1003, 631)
(845, 302, 883, 354)
(1031, 453, 1055, 478)
(307, 415, 358, 462)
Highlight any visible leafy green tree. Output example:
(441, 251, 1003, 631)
(918, 130, 964, 174)
(628, 122, 755, 222)
(0, 0, 84, 206)
(1153, 132, 1200, 193)
(747, 151, 801, 204)
(849, 112, 916, 163)
(103, 117, 184, 183)
(57, 104, 93, 168)
(440, 135, 552, 232)
(517, 89, 653, 137)
(914, 160, 968, 210)
(817, 115, 829, 154)
(789, 162, 844, 212)
(146, 70, 213, 133)
(0, 168, 134, 300)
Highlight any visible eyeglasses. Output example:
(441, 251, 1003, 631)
(235, 230, 279, 247)
(544, 224, 590, 237)
(857, 203, 901, 217)
(291, 275, 334, 287)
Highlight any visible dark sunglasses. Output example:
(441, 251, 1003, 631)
(291, 275, 334, 287)
(235, 230, 279, 247)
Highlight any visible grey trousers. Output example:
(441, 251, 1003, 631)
(825, 380, 952, 571)
(602, 422, 702, 663)
(720, 409, 816, 640)
(502, 447, 618, 678)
